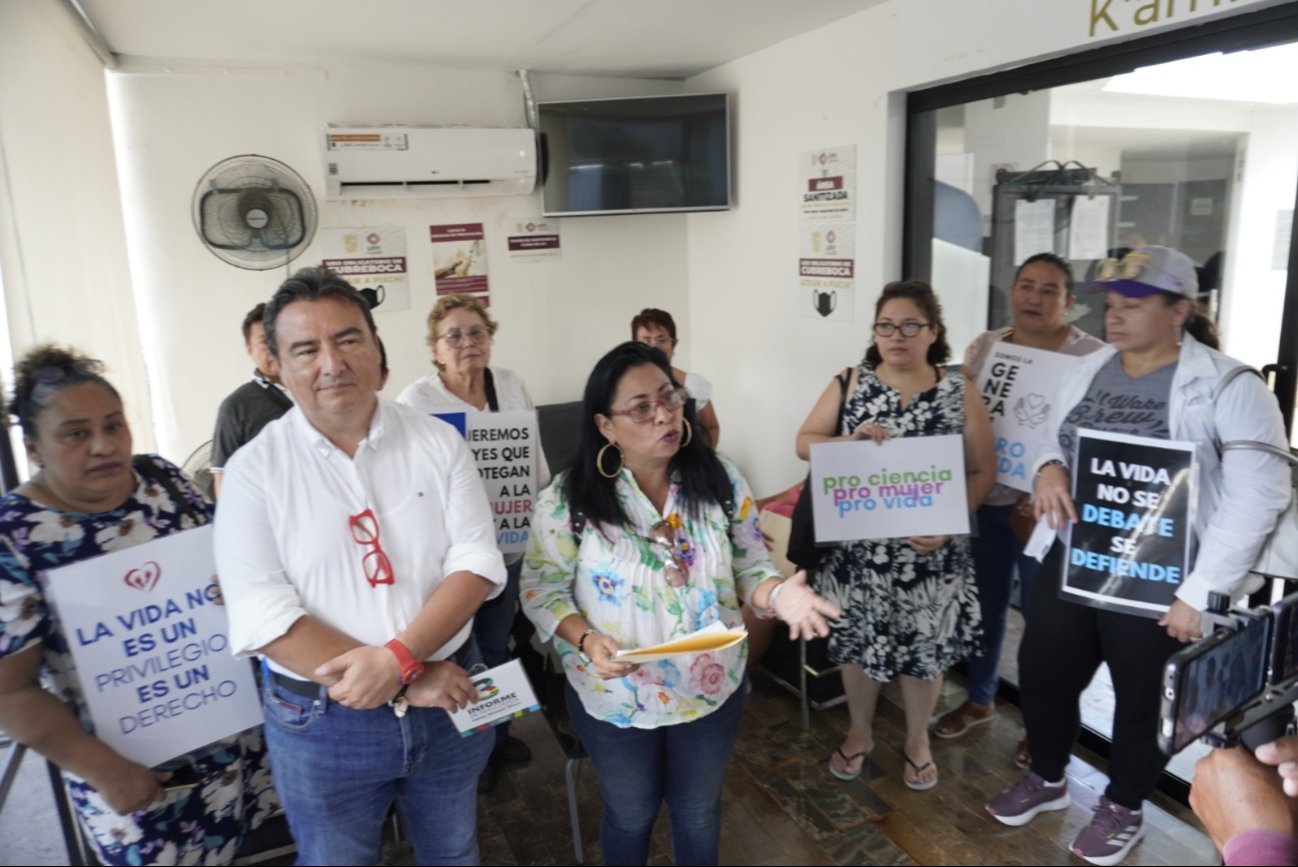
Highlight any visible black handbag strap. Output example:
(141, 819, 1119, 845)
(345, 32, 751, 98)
(483, 367, 500, 413)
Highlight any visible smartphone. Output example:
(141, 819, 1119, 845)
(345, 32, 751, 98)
(162, 763, 203, 792)
(1159, 610, 1271, 755)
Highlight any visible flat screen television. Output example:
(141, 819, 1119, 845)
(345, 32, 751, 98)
(538, 93, 731, 217)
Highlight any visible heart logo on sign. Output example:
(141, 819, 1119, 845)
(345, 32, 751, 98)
(1014, 393, 1051, 429)
(123, 561, 162, 593)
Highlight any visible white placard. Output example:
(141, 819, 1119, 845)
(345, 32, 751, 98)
(41, 525, 262, 768)
(975, 341, 1084, 491)
(1015, 199, 1056, 263)
(799, 146, 856, 222)
(446, 659, 540, 736)
(319, 227, 410, 312)
(809, 435, 970, 542)
(430, 409, 538, 554)
(1068, 195, 1111, 261)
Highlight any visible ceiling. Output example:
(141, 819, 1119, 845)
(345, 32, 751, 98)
(75, 0, 888, 79)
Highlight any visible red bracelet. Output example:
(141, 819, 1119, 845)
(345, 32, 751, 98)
(384, 639, 427, 685)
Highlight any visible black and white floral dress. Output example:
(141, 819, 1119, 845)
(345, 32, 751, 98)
(815, 362, 982, 680)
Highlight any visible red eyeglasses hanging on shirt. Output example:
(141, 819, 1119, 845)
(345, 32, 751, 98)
(349, 508, 395, 588)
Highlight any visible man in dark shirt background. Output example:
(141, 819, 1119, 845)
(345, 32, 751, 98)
(211, 302, 293, 496)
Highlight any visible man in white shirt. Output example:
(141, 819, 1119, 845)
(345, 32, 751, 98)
(215, 267, 505, 866)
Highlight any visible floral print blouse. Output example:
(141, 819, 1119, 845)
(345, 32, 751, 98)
(521, 455, 780, 729)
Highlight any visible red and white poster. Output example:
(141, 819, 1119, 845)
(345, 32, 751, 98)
(799, 146, 856, 222)
(430, 223, 489, 302)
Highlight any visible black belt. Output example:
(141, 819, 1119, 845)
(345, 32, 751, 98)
(267, 639, 472, 699)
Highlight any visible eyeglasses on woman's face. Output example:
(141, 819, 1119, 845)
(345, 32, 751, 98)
(610, 386, 688, 424)
(437, 326, 492, 348)
(872, 321, 930, 338)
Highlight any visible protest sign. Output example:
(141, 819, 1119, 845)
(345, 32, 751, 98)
(41, 525, 262, 768)
(809, 434, 969, 542)
(976, 341, 1082, 491)
(1062, 429, 1197, 618)
(432, 409, 538, 554)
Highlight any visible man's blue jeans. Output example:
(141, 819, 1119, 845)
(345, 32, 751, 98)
(967, 502, 1041, 706)
(565, 682, 745, 866)
(262, 666, 493, 866)
(472, 558, 522, 746)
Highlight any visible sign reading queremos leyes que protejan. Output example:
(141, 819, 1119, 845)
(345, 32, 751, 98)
(40, 525, 262, 768)
(432, 410, 538, 554)
(809, 434, 970, 542)
(977, 341, 1083, 492)
(1062, 429, 1197, 618)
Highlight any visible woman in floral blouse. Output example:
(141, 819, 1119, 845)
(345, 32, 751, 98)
(0, 345, 274, 865)
(521, 341, 838, 867)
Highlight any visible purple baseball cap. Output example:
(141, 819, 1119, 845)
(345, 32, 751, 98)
(1095, 246, 1198, 299)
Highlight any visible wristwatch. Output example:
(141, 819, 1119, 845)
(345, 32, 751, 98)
(384, 639, 427, 685)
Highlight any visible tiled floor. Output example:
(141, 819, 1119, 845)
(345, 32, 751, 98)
(1, 663, 1216, 866)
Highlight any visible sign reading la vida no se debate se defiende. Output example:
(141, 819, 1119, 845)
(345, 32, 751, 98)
(41, 525, 263, 768)
(976, 341, 1083, 492)
(1062, 429, 1197, 619)
(810, 434, 970, 543)
(432, 409, 539, 554)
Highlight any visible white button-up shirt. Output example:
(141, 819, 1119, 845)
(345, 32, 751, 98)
(215, 399, 506, 676)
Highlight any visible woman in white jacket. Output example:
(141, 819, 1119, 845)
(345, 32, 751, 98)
(985, 246, 1291, 867)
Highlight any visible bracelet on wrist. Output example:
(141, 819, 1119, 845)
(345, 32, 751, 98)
(1036, 459, 1065, 476)
(766, 580, 788, 620)
(576, 628, 597, 660)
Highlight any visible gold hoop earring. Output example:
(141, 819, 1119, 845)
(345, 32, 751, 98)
(596, 443, 623, 479)
(681, 419, 693, 448)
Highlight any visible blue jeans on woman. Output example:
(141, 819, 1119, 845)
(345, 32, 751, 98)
(565, 681, 746, 866)
(967, 502, 1041, 706)
(261, 654, 493, 866)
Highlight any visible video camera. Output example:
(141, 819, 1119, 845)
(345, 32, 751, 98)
(1158, 590, 1298, 756)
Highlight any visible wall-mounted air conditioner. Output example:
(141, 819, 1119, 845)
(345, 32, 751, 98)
(322, 125, 536, 200)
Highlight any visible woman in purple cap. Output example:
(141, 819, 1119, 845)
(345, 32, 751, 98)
(985, 246, 1292, 866)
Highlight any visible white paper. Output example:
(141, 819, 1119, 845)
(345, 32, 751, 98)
(799, 222, 855, 323)
(446, 659, 540, 736)
(976, 342, 1083, 491)
(507, 216, 561, 261)
(1068, 195, 1111, 261)
(799, 146, 856, 222)
(41, 526, 263, 768)
(429, 410, 538, 554)
(319, 227, 410, 313)
(1015, 199, 1056, 263)
(808, 435, 970, 542)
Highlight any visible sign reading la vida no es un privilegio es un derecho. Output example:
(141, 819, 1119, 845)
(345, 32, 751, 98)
(976, 341, 1084, 492)
(431, 409, 539, 555)
(1062, 429, 1198, 619)
(40, 525, 263, 769)
(809, 434, 970, 543)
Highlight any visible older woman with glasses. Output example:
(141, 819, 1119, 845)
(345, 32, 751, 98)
(397, 293, 550, 785)
(797, 280, 995, 791)
(521, 341, 839, 866)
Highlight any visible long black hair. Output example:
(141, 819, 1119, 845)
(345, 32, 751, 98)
(564, 341, 732, 532)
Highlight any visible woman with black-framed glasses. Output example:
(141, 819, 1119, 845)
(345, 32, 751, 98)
(521, 341, 838, 866)
(796, 280, 995, 791)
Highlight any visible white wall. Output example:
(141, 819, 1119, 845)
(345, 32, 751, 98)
(0, 0, 154, 452)
(683, 0, 1282, 494)
(106, 62, 689, 462)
